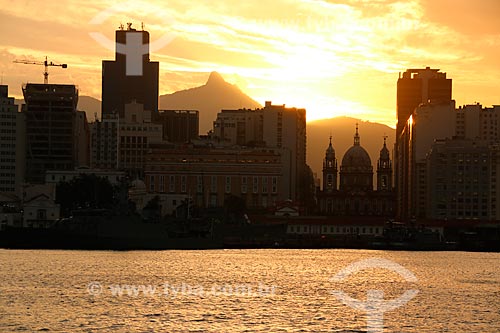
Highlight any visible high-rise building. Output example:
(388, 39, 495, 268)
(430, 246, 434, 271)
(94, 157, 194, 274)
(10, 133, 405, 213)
(0, 85, 25, 196)
(426, 138, 498, 221)
(118, 101, 163, 176)
(211, 101, 307, 202)
(23, 83, 87, 183)
(102, 24, 159, 117)
(456, 104, 500, 142)
(395, 67, 452, 221)
(396, 67, 452, 137)
(154, 110, 199, 143)
(90, 113, 119, 170)
(262, 101, 307, 202)
(396, 100, 456, 220)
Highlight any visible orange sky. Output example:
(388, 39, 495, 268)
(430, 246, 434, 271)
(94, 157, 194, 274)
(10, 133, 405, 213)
(0, 0, 499, 127)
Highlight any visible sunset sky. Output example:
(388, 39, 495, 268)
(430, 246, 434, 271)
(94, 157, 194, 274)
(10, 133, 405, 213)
(0, 0, 499, 127)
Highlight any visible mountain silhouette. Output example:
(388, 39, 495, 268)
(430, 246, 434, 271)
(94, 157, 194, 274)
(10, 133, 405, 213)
(159, 72, 262, 134)
(307, 117, 395, 183)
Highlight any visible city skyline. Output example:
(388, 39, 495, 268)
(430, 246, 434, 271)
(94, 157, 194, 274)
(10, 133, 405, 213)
(1, 0, 499, 127)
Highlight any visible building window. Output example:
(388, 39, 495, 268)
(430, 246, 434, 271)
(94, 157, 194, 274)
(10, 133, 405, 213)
(150, 175, 155, 192)
(272, 176, 278, 193)
(262, 177, 268, 193)
(211, 176, 217, 193)
(159, 175, 165, 193)
(181, 175, 187, 193)
(241, 176, 247, 193)
(169, 175, 175, 193)
(36, 209, 47, 220)
(253, 177, 258, 193)
(197, 175, 203, 193)
(225, 176, 231, 193)
(210, 194, 217, 207)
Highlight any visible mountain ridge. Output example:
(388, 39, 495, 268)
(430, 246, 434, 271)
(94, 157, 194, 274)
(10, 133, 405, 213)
(159, 71, 262, 134)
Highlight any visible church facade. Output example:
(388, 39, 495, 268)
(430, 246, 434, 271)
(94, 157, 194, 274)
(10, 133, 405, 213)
(318, 125, 395, 217)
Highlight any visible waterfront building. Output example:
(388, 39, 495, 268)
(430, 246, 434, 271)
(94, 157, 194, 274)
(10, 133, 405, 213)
(22, 83, 89, 183)
(0, 85, 24, 196)
(426, 138, 499, 221)
(395, 67, 453, 221)
(144, 145, 290, 215)
(212, 101, 307, 202)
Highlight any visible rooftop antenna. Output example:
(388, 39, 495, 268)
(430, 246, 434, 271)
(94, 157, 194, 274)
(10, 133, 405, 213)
(119, 23, 124, 30)
(141, 22, 144, 30)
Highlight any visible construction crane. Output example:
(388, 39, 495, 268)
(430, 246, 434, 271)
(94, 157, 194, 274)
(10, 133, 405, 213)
(13, 56, 67, 84)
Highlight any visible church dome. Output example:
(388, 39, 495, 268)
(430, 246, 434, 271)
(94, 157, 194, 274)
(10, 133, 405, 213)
(341, 145, 372, 168)
(341, 124, 372, 169)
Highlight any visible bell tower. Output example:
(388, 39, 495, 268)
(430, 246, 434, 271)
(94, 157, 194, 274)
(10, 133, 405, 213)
(377, 135, 392, 191)
(323, 135, 337, 192)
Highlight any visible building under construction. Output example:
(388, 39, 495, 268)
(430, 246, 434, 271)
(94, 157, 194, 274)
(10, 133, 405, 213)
(22, 83, 89, 183)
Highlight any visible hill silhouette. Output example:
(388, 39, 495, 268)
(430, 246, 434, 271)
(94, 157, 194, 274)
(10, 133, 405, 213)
(159, 72, 261, 134)
(307, 117, 395, 182)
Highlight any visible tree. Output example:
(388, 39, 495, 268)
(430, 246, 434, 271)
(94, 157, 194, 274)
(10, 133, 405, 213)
(56, 174, 115, 216)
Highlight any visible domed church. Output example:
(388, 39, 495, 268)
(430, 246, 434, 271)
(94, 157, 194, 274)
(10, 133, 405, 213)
(318, 125, 394, 216)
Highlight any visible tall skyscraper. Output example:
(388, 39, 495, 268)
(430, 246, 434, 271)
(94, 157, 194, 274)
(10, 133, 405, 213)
(0, 85, 25, 196)
(102, 24, 159, 117)
(395, 67, 453, 221)
(396, 67, 452, 137)
(23, 83, 85, 183)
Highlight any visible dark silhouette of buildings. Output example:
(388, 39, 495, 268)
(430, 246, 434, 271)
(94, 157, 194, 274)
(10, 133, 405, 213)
(212, 101, 307, 202)
(318, 126, 394, 216)
(0, 85, 24, 196)
(102, 24, 159, 117)
(395, 67, 452, 221)
(396, 67, 452, 137)
(154, 110, 199, 143)
(22, 84, 89, 183)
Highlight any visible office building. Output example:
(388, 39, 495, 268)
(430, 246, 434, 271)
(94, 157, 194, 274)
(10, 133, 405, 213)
(102, 24, 159, 117)
(22, 83, 88, 183)
(144, 145, 289, 215)
(396, 67, 452, 137)
(212, 101, 307, 201)
(0, 85, 25, 196)
(395, 67, 452, 221)
(426, 139, 498, 221)
(118, 101, 163, 176)
(456, 104, 500, 142)
(154, 110, 199, 143)
(90, 113, 119, 169)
